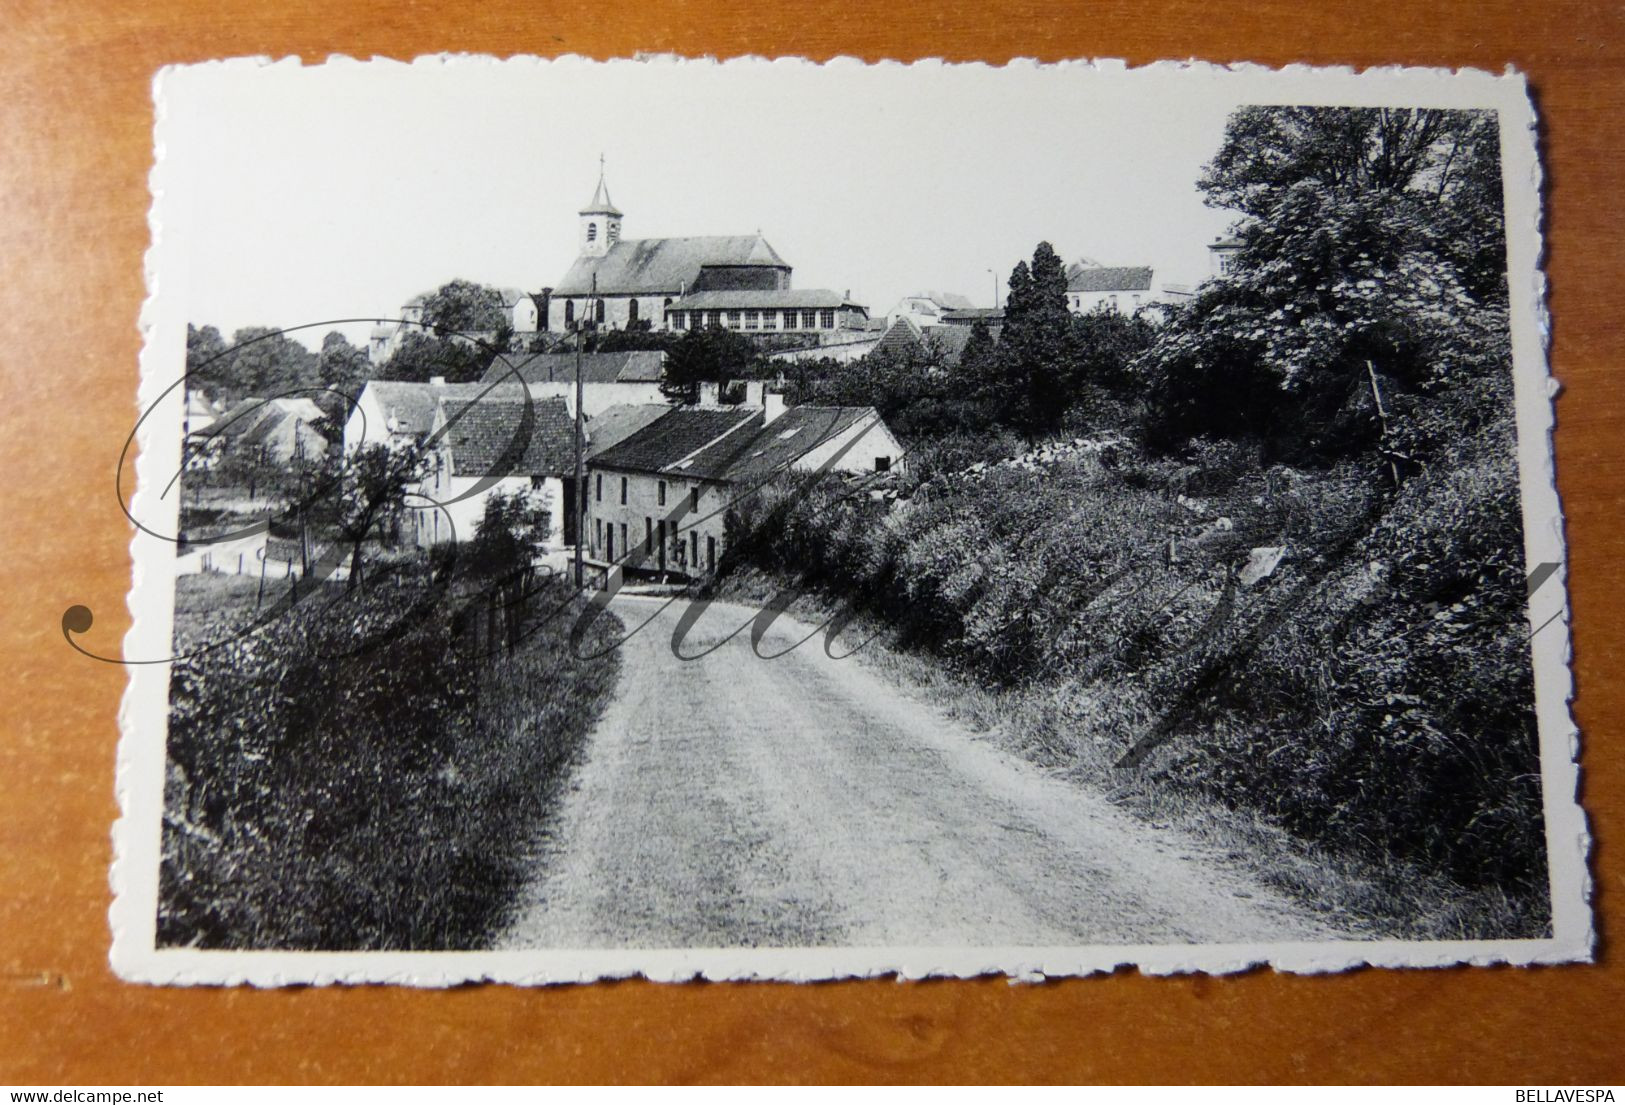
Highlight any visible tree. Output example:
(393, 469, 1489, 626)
(334, 444, 428, 589)
(463, 489, 553, 650)
(316, 331, 371, 431)
(381, 331, 498, 384)
(420, 279, 508, 334)
(659, 325, 762, 404)
(186, 324, 230, 397)
(977, 243, 1073, 442)
(1141, 106, 1510, 465)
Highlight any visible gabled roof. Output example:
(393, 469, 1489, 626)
(589, 407, 758, 476)
(1067, 264, 1154, 293)
(434, 395, 576, 478)
(584, 403, 673, 460)
(939, 307, 1003, 324)
(478, 350, 665, 386)
(554, 236, 789, 296)
(872, 316, 924, 358)
(589, 403, 884, 485)
(358, 380, 502, 439)
(667, 289, 863, 312)
(196, 397, 324, 441)
(495, 287, 533, 308)
(685, 405, 878, 484)
(903, 291, 976, 311)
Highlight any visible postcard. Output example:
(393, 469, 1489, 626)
(102, 55, 1588, 984)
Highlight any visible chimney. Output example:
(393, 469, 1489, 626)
(430, 376, 446, 387)
(763, 391, 787, 425)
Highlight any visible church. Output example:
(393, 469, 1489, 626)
(546, 168, 869, 337)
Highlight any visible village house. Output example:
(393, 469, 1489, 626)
(1208, 236, 1244, 277)
(584, 394, 904, 580)
(344, 379, 501, 454)
(188, 395, 329, 469)
(411, 394, 579, 550)
(476, 349, 666, 413)
(885, 291, 978, 329)
(1065, 259, 1195, 316)
(866, 315, 998, 369)
(663, 289, 870, 337)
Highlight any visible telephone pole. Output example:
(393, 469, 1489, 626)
(572, 273, 594, 589)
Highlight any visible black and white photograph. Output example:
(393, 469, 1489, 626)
(108, 56, 1587, 983)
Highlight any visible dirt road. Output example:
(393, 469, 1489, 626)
(500, 594, 1330, 949)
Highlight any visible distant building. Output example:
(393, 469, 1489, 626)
(867, 316, 996, 369)
(369, 286, 545, 364)
(189, 396, 328, 469)
(585, 397, 903, 579)
(1064, 259, 1201, 316)
(937, 307, 1004, 327)
(1208, 236, 1244, 277)
(478, 350, 667, 414)
(886, 291, 977, 330)
(344, 379, 500, 454)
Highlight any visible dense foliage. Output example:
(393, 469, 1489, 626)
(160, 569, 620, 949)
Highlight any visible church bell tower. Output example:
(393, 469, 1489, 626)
(578, 158, 623, 258)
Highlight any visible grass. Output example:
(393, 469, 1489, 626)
(711, 564, 1548, 942)
(159, 568, 623, 950)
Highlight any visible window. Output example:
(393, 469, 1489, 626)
(658, 480, 667, 506)
(595, 473, 602, 502)
(671, 311, 685, 330)
(761, 310, 777, 330)
(595, 298, 606, 324)
(645, 517, 653, 554)
(690, 487, 699, 512)
(595, 518, 602, 551)
(628, 298, 640, 324)
(607, 221, 619, 243)
(725, 310, 741, 329)
(801, 310, 817, 329)
(620, 477, 627, 505)
(664, 297, 673, 311)
(691, 530, 699, 571)
(619, 523, 627, 558)
(820, 309, 835, 329)
(875, 456, 891, 472)
(708, 310, 722, 328)
(707, 535, 716, 571)
(586, 222, 597, 242)
(744, 310, 759, 330)
(565, 300, 575, 326)
(783, 309, 799, 330)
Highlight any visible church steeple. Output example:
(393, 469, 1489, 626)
(579, 156, 622, 258)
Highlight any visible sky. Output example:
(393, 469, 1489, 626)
(157, 57, 1261, 350)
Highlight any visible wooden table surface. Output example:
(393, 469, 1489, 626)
(2, 0, 1620, 1085)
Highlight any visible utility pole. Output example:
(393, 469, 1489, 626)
(573, 273, 593, 589)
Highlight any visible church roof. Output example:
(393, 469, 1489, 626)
(580, 172, 622, 217)
(554, 236, 789, 296)
(1066, 265, 1154, 293)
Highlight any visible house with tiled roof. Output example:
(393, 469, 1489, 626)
(1064, 261, 1158, 316)
(412, 394, 580, 550)
(189, 396, 329, 469)
(476, 349, 668, 414)
(343, 379, 515, 454)
(584, 395, 903, 579)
